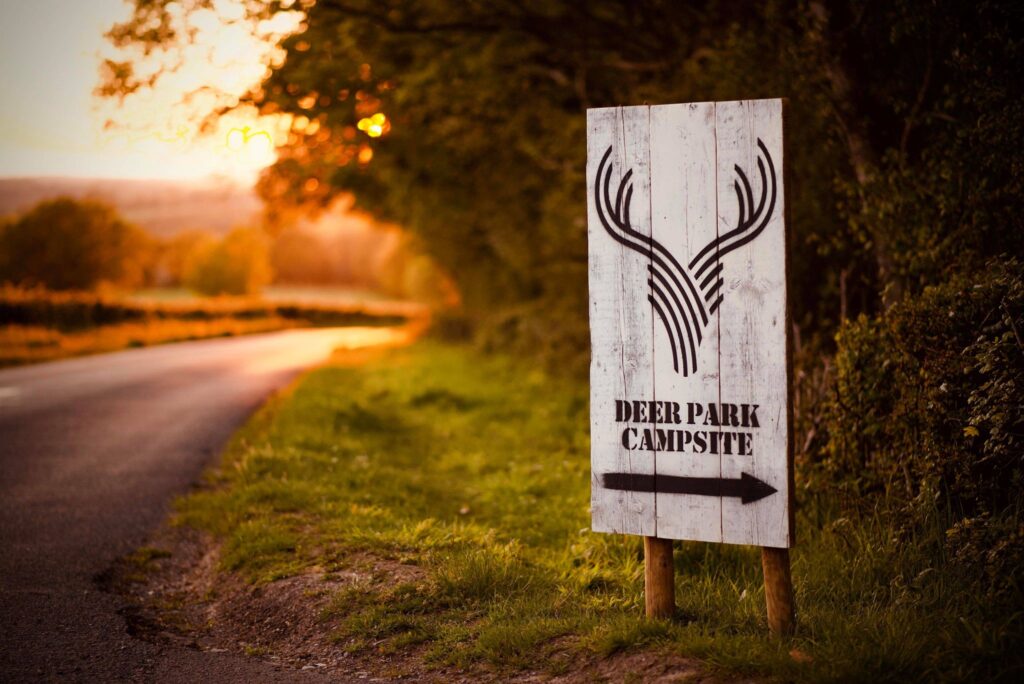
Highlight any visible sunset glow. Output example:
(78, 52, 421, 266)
(0, 0, 302, 184)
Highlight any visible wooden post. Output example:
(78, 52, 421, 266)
(761, 546, 795, 636)
(643, 536, 674, 619)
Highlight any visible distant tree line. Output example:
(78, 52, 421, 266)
(0, 197, 449, 302)
(0, 198, 271, 296)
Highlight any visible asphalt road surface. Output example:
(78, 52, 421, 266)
(0, 328, 400, 682)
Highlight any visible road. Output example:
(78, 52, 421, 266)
(0, 328, 402, 682)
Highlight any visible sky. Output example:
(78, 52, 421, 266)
(0, 0, 299, 184)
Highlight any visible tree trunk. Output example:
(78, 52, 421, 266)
(807, 1, 903, 308)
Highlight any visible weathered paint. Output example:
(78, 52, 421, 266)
(587, 99, 792, 548)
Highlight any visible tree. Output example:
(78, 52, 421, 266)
(102, 0, 1024, 356)
(270, 229, 336, 284)
(0, 197, 151, 291)
(183, 227, 273, 296)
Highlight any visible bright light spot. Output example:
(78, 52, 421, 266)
(357, 113, 389, 138)
(213, 0, 246, 22)
(358, 146, 373, 164)
(226, 128, 246, 151)
(247, 132, 272, 155)
(67, 0, 305, 182)
(192, 118, 277, 174)
(225, 126, 273, 155)
(240, 327, 413, 377)
(211, 22, 252, 66)
(304, 177, 320, 192)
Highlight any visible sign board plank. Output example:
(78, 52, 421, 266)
(587, 105, 657, 537)
(649, 103, 724, 543)
(588, 99, 792, 548)
(715, 99, 791, 548)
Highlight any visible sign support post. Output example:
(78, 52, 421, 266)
(643, 536, 674, 619)
(587, 99, 796, 636)
(762, 547, 795, 635)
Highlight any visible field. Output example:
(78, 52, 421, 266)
(0, 286, 416, 366)
(126, 341, 1022, 682)
(130, 285, 395, 306)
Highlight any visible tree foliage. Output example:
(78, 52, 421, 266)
(183, 227, 273, 296)
(0, 197, 151, 291)
(102, 1, 1024, 352)
(827, 259, 1024, 593)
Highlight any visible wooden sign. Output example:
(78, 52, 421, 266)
(587, 99, 792, 550)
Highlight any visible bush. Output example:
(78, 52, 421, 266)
(183, 227, 272, 296)
(152, 231, 209, 286)
(825, 258, 1024, 592)
(0, 197, 151, 291)
(269, 230, 336, 285)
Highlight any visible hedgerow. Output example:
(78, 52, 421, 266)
(826, 258, 1024, 594)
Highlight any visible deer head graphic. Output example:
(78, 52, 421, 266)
(593, 139, 777, 376)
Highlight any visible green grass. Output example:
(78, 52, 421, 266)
(175, 341, 1023, 682)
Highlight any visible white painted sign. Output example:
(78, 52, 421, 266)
(587, 99, 792, 548)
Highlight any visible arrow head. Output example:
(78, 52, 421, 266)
(740, 472, 777, 504)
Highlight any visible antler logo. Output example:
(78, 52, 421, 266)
(593, 139, 777, 375)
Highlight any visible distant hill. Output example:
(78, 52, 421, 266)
(0, 177, 262, 237)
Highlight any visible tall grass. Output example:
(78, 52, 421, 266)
(0, 285, 408, 331)
(0, 285, 411, 365)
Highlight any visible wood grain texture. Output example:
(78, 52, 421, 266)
(587, 105, 656, 536)
(649, 102, 723, 543)
(588, 99, 791, 547)
(716, 99, 790, 548)
(643, 536, 675, 619)
(761, 546, 796, 635)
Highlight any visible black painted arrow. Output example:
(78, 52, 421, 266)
(600, 472, 777, 504)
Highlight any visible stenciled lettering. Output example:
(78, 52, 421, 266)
(614, 398, 764, 456)
(619, 426, 754, 455)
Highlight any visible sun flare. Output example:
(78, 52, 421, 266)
(0, 0, 303, 183)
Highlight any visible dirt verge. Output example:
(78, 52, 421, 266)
(100, 525, 743, 683)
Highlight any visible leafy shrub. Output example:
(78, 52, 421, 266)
(826, 258, 1023, 592)
(0, 197, 151, 291)
(183, 228, 272, 296)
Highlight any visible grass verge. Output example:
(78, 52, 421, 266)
(174, 341, 1022, 682)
